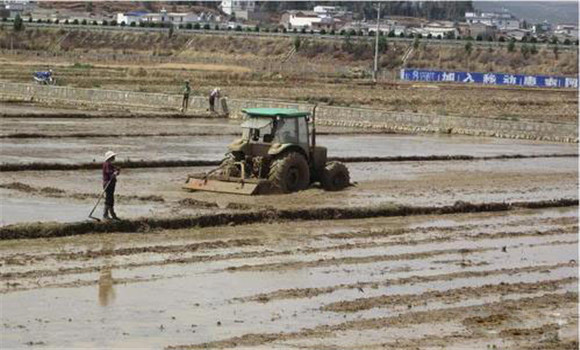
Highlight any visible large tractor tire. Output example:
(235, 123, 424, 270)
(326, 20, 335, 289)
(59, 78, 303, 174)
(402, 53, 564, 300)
(219, 157, 240, 177)
(321, 161, 350, 191)
(268, 152, 310, 193)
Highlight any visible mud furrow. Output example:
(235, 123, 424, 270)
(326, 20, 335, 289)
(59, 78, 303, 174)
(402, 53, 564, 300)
(5, 237, 564, 282)
(225, 240, 576, 272)
(3, 224, 574, 267)
(0, 248, 288, 281)
(1, 153, 576, 172)
(321, 277, 577, 313)
(4, 274, 186, 293)
(323, 218, 578, 240)
(238, 262, 577, 303)
(0, 112, 223, 119)
(0, 132, 239, 139)
(0, 181, 164, 202)
(1, 199, 577, 240)
(1, 238, 262, 264)
(0, 131, 389, 139)
(166, 292, 578, 349)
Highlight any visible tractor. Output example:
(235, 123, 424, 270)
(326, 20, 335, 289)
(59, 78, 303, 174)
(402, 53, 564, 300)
(184, 107, 350, 195)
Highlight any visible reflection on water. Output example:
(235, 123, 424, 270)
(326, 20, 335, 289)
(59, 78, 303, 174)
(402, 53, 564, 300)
(98, 242, 116, 307)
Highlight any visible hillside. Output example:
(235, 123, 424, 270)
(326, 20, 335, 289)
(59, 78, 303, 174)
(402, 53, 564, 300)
(0, 28, 576, 76)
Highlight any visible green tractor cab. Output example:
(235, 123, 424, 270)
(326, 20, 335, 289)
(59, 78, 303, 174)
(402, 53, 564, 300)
(184, 107, 350, 195)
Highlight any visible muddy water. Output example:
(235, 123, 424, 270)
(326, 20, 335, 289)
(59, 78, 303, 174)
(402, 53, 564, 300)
(1, 117, 241, 136)
(1, 134, 576, 164)
(1, 156, 577, 225)
(1, 208, 577, 348)
(0, 192, 160, 225)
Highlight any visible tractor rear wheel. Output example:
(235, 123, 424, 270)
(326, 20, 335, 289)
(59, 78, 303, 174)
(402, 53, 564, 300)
(321, 162, 350, 191)
(268, 152, 310, 193)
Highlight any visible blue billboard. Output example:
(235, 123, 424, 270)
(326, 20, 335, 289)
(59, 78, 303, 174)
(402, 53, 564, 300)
(400, 68, 578, 89)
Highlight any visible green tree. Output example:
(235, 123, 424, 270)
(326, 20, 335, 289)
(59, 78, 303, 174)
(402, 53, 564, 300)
(520, 43, 530, 58)
(464, 41, 472, 54)
(377, 34, 387, 53)
(413, 37, 420, 49)
(553, 44, 559, 59)
(507, 39, 515, 52)
(294, 35, 301, 51)
(13, 14, 24, 31)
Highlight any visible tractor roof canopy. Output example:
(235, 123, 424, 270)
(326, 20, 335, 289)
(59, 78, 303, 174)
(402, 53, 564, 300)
(242, 108, 310, 118)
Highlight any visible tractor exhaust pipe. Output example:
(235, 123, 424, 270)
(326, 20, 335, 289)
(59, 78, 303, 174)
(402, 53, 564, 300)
(311, 104, 317, 149)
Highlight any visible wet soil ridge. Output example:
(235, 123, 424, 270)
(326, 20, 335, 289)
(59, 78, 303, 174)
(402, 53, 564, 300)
(165, 292, 578, 349)
(0, 132, 240, 139)
(0, 182, 164, 202)
(1, 83, 577, 143)
(1, 153, 576, 172)
(238, 262, 576, 303)
(0, 110, 225, 120)
(320, 277, 577, 313)
(0, 198, 576, 240)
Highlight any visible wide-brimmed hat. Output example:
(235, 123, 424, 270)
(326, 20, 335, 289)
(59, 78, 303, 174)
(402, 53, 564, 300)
(104, 151, 117, 161)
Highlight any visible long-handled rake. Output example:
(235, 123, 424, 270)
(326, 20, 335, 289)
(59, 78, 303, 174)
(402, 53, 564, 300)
(88, 179, 113, 222)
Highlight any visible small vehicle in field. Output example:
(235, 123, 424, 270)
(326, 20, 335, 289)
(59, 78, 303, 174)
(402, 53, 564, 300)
(184, 107, 350, 195)
(33, 70, 56, 85)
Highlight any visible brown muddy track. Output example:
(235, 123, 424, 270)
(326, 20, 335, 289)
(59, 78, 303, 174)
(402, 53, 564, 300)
(320, 277, 577, 313)
(0, 132, 240, 139)
(0, 198, 577, 240)
(0, 131, 390, 139)
(167, 292, 578, 349)
(239, 262, 576, 303)
(0, 112, 226, 119)
(0, 181, 164, 202)
(1, 153, 577, 172)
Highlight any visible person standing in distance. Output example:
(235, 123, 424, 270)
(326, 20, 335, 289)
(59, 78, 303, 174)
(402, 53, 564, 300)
(103, 151, 120, 220)
(181, 80, 191, 113)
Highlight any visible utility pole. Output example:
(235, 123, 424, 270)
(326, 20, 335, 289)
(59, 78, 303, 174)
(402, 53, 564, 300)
(373, 2, 381, 82)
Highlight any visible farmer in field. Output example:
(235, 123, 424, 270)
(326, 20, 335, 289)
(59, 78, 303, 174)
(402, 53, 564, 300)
(181, 80, 191, 113)
(209, 87, 221, 113)
(102, 151, 120, 220)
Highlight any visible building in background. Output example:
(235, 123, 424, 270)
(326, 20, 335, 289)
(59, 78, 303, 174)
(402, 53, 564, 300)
(117, 8, 212, 25)
(219, 0, 257, 20)
(280, 10, 321, 29)
(1, 0, 31, 18)
(554, 23, 579, 39)
(465, 10, 520, 30)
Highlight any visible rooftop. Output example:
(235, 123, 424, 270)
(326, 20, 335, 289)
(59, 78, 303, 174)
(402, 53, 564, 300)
(243, 108, 310, 118)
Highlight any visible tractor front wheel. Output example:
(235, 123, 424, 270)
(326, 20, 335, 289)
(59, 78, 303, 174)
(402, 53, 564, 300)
(321, 162, 350, 191)
(268, 152, 310, 193)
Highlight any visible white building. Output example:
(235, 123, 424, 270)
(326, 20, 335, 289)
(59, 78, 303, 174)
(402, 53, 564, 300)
(554, 23, 579, 39)
(281, 10, 320, 29)
(313, 6, 343, 15)
(117, 8, 199, 25)
(422, 21, 458, 38)
(220, 0, 256, 20)
(2, 0, 29, 18)
(465, 10, 519, 30)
